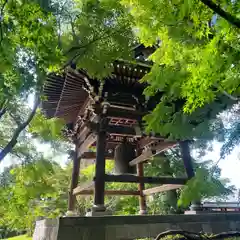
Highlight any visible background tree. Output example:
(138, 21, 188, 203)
(0, 159, 71, 236)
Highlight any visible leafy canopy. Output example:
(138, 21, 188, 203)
(120, 0, 240, 138)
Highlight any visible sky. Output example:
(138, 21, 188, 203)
(205, 142, 240, 189)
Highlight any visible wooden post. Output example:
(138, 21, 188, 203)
(93, 117, 108, 211)
(137, 162, 147, 215)
(68, 145, 81, 212)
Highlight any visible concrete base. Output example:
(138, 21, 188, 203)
(33, 213, 240, 240)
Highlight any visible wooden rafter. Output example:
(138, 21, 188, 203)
(54, 72, 68, 117)
(143, 184, 184, 196)
(74, 189, 140, 196)
(129, 141, 177, 166)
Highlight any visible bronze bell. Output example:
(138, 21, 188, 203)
(114, 139, 137, 174)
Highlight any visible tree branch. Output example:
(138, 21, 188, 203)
(0, 0, 8, 45)
(200, 0, 240, 28)
(0, 96, 40, 162)
(0, 108, 6, 120)
(0, 0, 8, 14)
(221, 89, 239, 101)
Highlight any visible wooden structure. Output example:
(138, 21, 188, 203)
(42, 47, 195, 214)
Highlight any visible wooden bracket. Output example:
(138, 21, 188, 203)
(129, 141, 177, 166)
(73, 181, 94, 195)
(143, 184, 183, 196)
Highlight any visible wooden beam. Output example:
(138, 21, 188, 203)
(81, 151, 114, 160)
(143, 184, 184, 196)
(108, 125, 137, 136)
(77, 133, 97, 158)
(73, 181, 94, 195)
(86, 122, 138, 136)
(129, 142, 177, 166)
(104, 174, 188, 185)
(75, 189, 140, 196)
(107, 107, 146, 120)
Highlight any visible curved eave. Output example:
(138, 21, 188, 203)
(42, 61, 151, 124)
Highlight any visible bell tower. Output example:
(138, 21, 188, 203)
(42, 46, 196, 215)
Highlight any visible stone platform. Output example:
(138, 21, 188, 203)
(33, 213, 240, 240)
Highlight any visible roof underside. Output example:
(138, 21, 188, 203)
(42, 61, 151, 124)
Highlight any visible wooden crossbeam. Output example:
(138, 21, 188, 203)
(81, 151, 114, 160)
(73, 181, 94, 195)
(75, 189, 140, 196)
(108, 125, 136, 136)
(143, 184, 184, 196)
(87, 122, 138, 136)
(129, 141, 177, 166)
(104, 174, 188, 185)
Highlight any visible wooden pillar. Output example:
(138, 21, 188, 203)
(137, 162, 147, 215)
(93, 117, 108, 211)
(68, 145, 81, 212)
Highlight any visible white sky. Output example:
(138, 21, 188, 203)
(205, 142, 240, 189)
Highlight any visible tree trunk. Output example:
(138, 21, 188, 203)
(0, 97, 39, 162)
(200, 0, 240, 28)
(160, 155, 179, 214)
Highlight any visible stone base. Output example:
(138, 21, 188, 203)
(33, 213, 240, 240)
(65, 210, 79, 217)
(33, 219, 59, 240)
(86, 205, 111, 216)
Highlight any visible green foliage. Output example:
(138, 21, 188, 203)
(121, 0, 240, 138)
(29, 109, 66, 142)
(63, 0, 134, 78)
(178, 168, 235, 207)
(0, 159, 70, 234)
(143, 149, 234, 213)
(0, 0, 64, 103)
